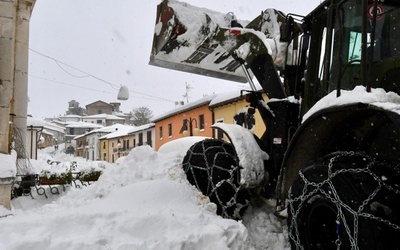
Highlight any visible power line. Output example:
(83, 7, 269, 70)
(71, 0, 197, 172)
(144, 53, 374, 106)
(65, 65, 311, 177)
(54, 61, 90, 78)
(30, 48, 119, 90)
(29, 74, 173, 102)
(29, 74, 116, 95)
(29, 48, 177, 103)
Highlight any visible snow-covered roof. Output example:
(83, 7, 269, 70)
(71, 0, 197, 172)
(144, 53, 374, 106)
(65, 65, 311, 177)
(94, 123, 134, 133)
(86, 100, 113, 107)
(113, 112, 129, 118)
(44, 122, 65, 133)
(27, 118, 65, 134)
(209, 90, 245, 107)
(99, 126, 137, 140)
(27, 117, 45, 127)
(83, 113, 125, 120)
(128, 123, 155, 134)
(41, 129, 55, 136)
(209, 87, 264, 107)
(49, 120, 66, 127)
(152, 95, 216, 122)
(65, 121, 104, 129)
(62, 114, 82, 118)
(86, 123, 156, 140)
(73, 124, 134, 140)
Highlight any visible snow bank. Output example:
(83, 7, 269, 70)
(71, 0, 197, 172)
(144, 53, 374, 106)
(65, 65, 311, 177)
(158, 136, 209, 155)
(0, 150, 17, 180)
(3, 180, 246, 249)
(1, 142, 288, 249)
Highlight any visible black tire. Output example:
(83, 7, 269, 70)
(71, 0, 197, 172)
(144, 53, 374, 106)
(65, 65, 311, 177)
(288, 151, 400, 250)
(182, 138, 252, 220)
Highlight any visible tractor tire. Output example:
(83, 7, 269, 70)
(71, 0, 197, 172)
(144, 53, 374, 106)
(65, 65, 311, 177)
(182, 138, 252, 220)
(287, 151, 400, 250)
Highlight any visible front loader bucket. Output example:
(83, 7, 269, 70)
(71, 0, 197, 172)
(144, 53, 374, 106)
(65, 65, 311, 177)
(149, 0, 248, 83)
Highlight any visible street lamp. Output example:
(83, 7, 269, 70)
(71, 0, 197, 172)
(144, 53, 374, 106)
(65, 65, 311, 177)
(85, 143, 89, 161)
(181, 117, 200, 137)
(117, 85, 129, 100)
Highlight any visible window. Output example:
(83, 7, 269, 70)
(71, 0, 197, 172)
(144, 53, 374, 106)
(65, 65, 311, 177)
(159, 126, 163, 139)
(147, 131, 152, 147)
(199, 114, 205, 130)
(96, 120, 102, 124)
(139, 133, 143, 146)
(168, 124, 172, 137)
(112, 142, 114, 148)
(215, 119, 224, 140)
(348, 31, 362, 62)
(103, 141, 106, 149)
(103, 153, 106, 161)
(124, 139, 130, 150)
(181, 119, 188, 133)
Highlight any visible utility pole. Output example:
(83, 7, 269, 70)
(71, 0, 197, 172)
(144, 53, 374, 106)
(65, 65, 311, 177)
(0, 0, 36, 209)
(182, 82, 192, 104)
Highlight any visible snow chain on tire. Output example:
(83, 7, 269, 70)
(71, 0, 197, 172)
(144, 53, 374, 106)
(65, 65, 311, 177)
(182, 138, 252, 220)
(287, 151, 400, 250)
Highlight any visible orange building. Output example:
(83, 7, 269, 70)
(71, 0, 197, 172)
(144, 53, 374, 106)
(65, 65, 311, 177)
(152, 95, 215, 151)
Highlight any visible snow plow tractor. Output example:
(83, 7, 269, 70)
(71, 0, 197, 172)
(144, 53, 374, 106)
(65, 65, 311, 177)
(150, 0, 400, 248)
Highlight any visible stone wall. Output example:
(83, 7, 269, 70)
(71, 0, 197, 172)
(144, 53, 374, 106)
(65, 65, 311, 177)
(0, 0, 36, 209)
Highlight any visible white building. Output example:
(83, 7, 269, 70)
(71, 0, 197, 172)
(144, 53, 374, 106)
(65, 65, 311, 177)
(26, 117, 45, 160)
(128, 123, 156, 149)
(80, 113, 126, 126)
(87, 124, 134, 161)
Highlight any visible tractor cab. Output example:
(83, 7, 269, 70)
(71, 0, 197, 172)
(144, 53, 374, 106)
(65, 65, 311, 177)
(301, 0, 400, 115)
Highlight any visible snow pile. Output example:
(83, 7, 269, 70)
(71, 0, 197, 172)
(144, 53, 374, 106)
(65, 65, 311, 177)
(235, 9, 290, 68)
(303, 86, 400, 122)
(243, 206, 290, 249)
(158, 136, 209, 155)
(153, 0, 241, 62)
(212, 123, 269, 188)
(1, 141, 289, 249)
(151, 0, 249, 82)
(0, 150, 17, 180)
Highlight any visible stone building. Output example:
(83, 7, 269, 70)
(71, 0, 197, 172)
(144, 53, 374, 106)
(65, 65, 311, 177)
(0, 0, 36, 209)
(86, 100, 120, 115)
(66, 100, 86, 116)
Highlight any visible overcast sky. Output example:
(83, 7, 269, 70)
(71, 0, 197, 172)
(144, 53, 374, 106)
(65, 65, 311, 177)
(28, 0, 322, 119)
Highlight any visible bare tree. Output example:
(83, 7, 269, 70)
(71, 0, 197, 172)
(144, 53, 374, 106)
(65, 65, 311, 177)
(67, 106, 86, 116)
(130, 106, 153, 126)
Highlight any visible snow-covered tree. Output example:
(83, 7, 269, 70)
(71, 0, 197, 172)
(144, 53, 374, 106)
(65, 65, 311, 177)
(130, 106, 153, 126)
